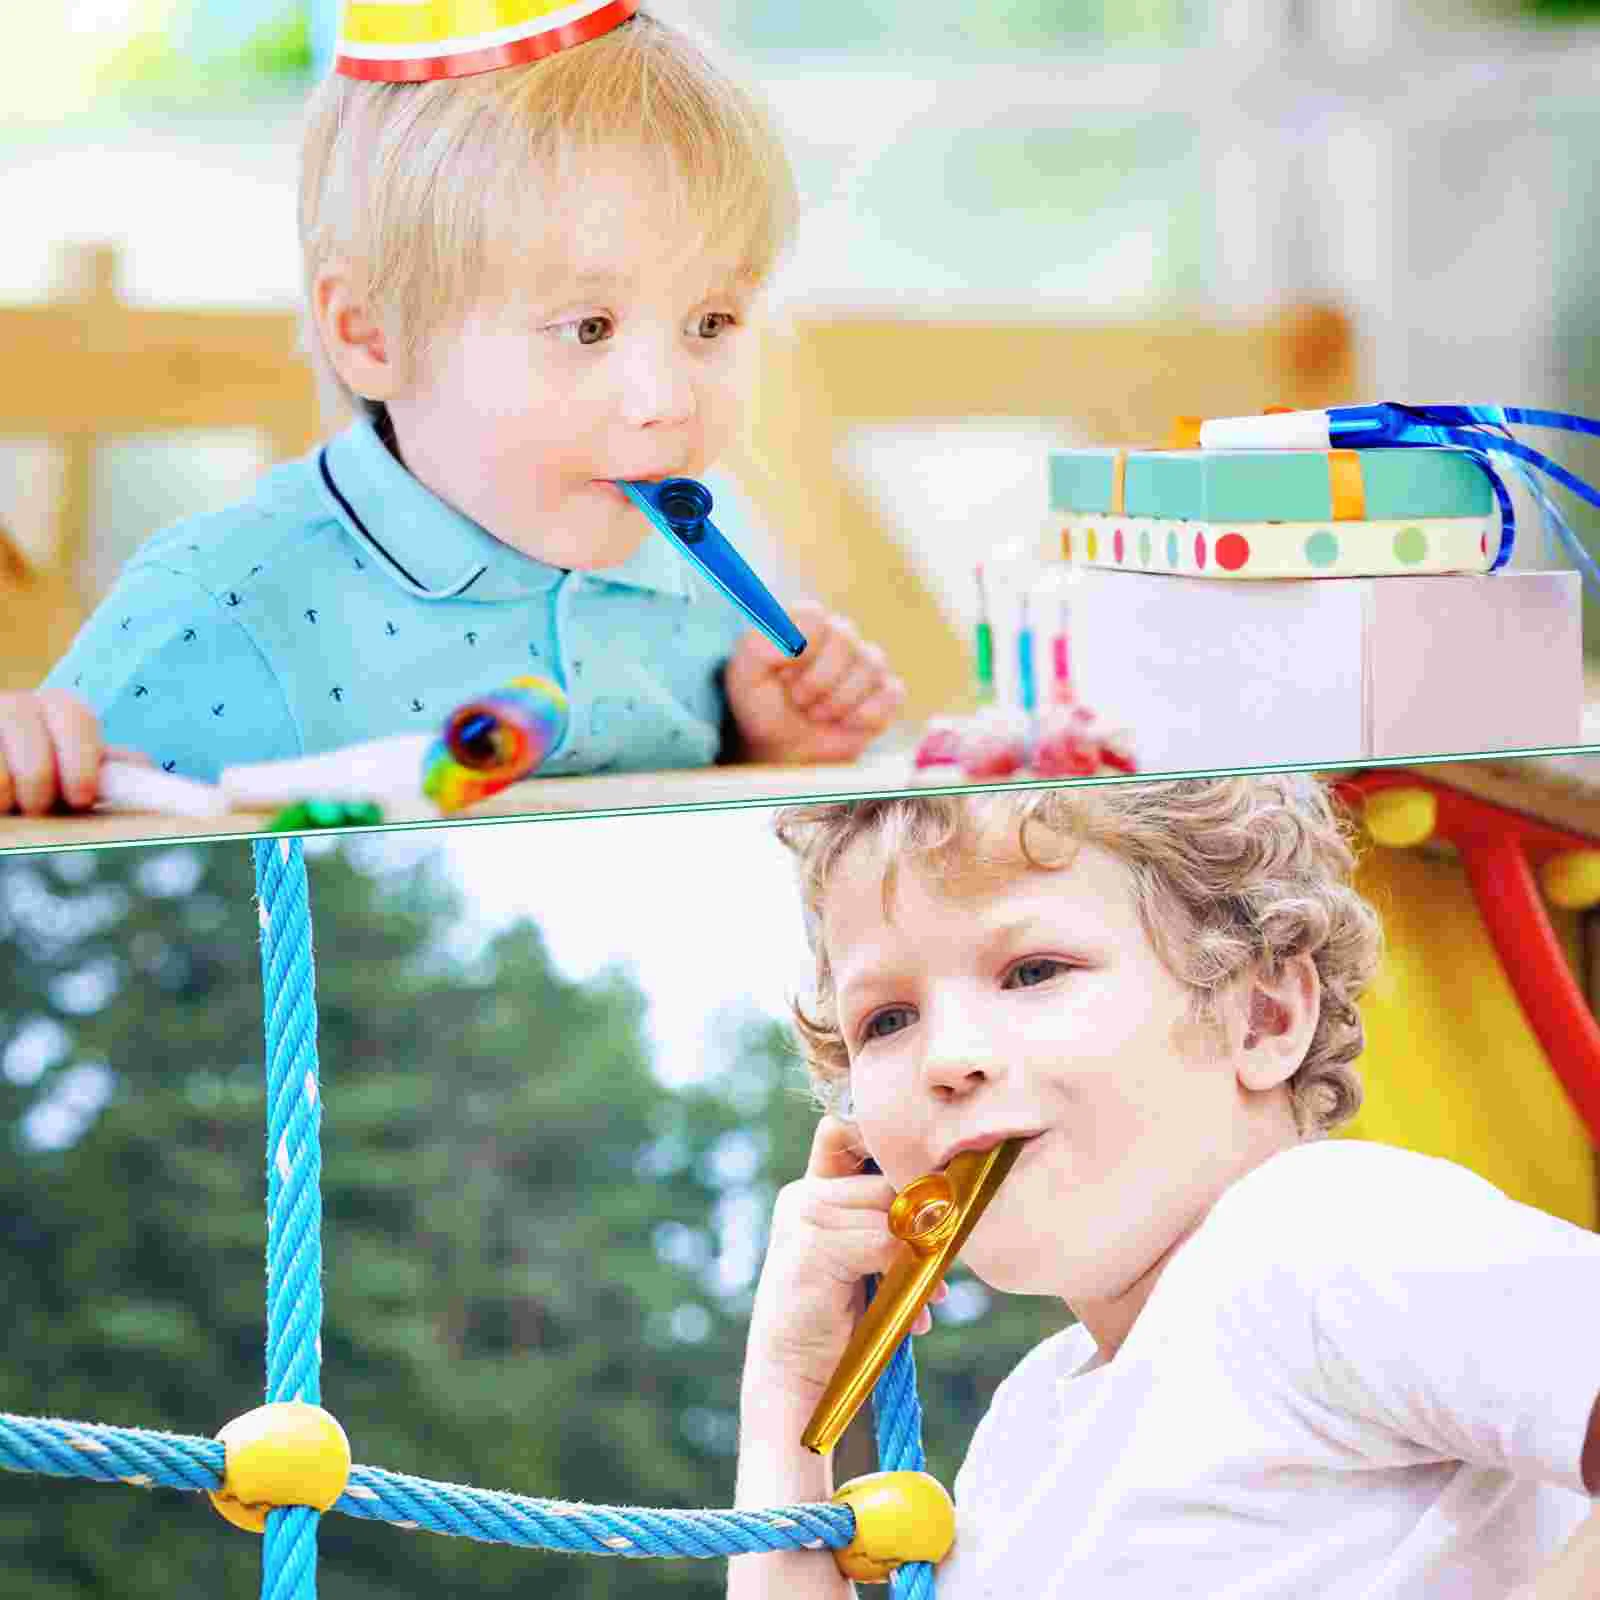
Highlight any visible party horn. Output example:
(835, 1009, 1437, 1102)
(221, 736, 432, 810)
(801, 1138, 1026, 1454)
(613, 477, 807, 659)
(422, 675, 569, 814)
(94, 761, 229, 818)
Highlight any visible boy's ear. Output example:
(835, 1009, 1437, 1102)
(312, 264, 398, 402)
(1235, 952, 1320, 1094)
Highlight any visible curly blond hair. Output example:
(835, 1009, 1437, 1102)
(773, 775, 1383, 1139)
(297, 10, 799, 419)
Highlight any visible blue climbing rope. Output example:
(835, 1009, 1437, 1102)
(0, 1413, 854, 1557)
(254, 838, 327, 1600)
(0, 837, 938, 1594)
(868, 1281, 936, 1600)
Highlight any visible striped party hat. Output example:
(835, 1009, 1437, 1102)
(335, 0, 641, 82)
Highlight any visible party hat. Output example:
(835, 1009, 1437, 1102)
(336, 0, 640, 82)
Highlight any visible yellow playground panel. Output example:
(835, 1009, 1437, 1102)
(1341, 777, 1598, 1232)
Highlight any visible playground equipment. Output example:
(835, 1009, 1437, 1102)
(1335, 769, 1600, 1230)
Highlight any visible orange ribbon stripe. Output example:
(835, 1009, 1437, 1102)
(1328, 448, 1366, 521)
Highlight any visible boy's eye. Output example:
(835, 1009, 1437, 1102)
(1005, 958, 1068, 990)
(553, 315, 613, 346)
(693, 311, 737, 339)
(860, 1006, 914, 1043)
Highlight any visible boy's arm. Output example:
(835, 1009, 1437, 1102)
(727, 1369, 853, 1600)
(1521, 1395, 1600, 1596)
(43, 565, 301, 783)
(1588, 1390, 1600, 1496)
(1300, 1152, 1600, 1487)
(1512, 1399, 1600, 1597)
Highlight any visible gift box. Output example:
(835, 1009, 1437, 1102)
(1060, 568, 1581, 770)
(1049, 447, 1498, 578)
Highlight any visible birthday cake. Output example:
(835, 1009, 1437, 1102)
(911, 703, 1136, 786)
(908, 568, 1138, 785)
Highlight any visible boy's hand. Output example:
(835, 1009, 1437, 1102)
(745, 1115, 946, 1404)
(0, 689, 150, 815)
(723, 606, 905, 766)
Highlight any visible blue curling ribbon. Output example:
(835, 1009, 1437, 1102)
(1325, 404, 1600, 590)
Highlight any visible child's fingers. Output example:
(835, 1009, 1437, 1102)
(803, 649, 886, 724)
(805, 1113, 880, 1180)
(105, 745, 154, 769)
(840, 679, 907, 734)
(785, 623, 857, 712)
(735, 604, 830, 677)
(38, 691, 106, 810)
(0, 696, 58, 815)
(821, 648, 901, 726)
(798, 1117, 897, 1225)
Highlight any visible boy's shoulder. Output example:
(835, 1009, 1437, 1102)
(1192, 1138, 1556, 1299)
(986, 1320, 1099, 1414)
(126, 450, 340, 599)
(1222, 1138, 1505, 1222)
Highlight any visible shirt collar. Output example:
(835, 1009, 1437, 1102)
(316, 415, 691, 604)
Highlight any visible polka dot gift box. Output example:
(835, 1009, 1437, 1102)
(1049, 446, 1496, 579)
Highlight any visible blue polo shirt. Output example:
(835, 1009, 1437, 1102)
(43, 416, 756, 782)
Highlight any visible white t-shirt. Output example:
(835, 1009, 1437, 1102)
(939, 1140, 1599, 1599)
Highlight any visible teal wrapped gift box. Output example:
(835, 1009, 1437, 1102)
(1049, 447, 1497, 579)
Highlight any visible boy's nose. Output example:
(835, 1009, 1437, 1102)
(616, 340, 697, 430)
(919, 1004, 1004, 1098)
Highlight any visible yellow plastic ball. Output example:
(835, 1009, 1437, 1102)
(1541, 850, 1600, 911)
(207, 1402, 352, 1534)
(831, 1470, 955, 1584)
(1363, 787, 1437, 849)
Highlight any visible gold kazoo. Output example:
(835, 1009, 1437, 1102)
(801, 1138, 1026, 1454)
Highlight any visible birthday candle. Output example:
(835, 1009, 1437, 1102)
(1017, 590, 1037, 721)
(974, 564, 995, 706)
(1051, 592, 1073, 704)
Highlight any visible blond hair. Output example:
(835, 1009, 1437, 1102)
(773, 776, 1383, 1139)
(296, 11, 799, 420)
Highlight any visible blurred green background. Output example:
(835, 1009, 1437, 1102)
(0, 838, 1070, 1598)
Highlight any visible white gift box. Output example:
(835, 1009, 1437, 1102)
(1063, 569, 1582, 771)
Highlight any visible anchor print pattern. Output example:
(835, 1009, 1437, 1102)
(49, 478, 750, 785)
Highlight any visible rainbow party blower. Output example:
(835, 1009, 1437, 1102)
(1197, 404, 1600, 594)
(422, 675, 569, 815)
(612, 477, 807, 659)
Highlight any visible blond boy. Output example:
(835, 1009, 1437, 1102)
(1, 12, 901, 811)
(734, 778, 1600, 1598)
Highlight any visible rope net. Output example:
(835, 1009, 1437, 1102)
(0, 838, 937, 1596)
